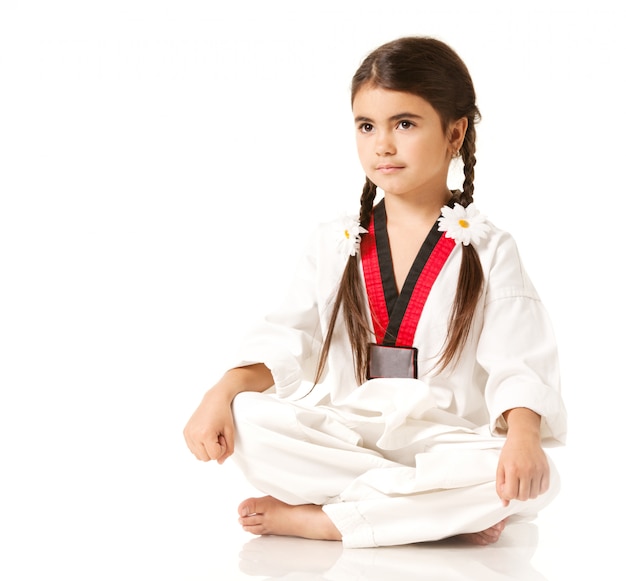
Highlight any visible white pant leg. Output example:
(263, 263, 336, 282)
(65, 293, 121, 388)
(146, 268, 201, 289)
(232, 391, 561, 548)
(231, 392, 400, 506)
(323, 453, 561, 548)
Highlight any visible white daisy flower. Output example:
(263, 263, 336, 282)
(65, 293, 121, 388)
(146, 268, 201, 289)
(337, 215, 367, 259)
(437, 203, 490, 246)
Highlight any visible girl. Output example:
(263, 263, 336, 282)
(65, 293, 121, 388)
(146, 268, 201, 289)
(183, 36, 566, 548)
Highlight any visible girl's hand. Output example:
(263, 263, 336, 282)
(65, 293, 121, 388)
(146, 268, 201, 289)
(183, 364, 274, 465)
(183, 388, 235, 464)
(496, 408, 550, 507)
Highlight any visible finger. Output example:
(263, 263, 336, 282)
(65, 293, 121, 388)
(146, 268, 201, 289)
(194, 446, 211, 462)
(495, 462, 506, 498)
(216, 435, 230, 464)
(517, 477, 532, 501)
(530, 473, 546, 499)
(500, 478, 519, 506)
(538, 462, 550, 496)
(183, 431, 211, 461)
(204, 438, 227, 462)
(218, 426, 235, 462)
(521, 468, 544, 500)
(496, 464, 513, 506)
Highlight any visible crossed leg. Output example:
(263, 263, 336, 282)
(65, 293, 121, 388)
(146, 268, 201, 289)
(237, 496, 506, 546)
(232, 393, 553, 548)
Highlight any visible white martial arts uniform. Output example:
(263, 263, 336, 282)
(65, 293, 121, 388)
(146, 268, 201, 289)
(229, 210, 567, 548)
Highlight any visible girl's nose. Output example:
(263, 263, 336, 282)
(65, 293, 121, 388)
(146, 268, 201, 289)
(375, 131, 396, 156)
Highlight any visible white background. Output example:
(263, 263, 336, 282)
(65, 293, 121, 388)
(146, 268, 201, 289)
(1, 1, 623, 579)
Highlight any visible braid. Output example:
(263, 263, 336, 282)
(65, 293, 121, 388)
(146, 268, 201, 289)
(359, 177, 378, 228)
(437, 117, 483, 371)
(460, 119, 477, 205)
(314, 178, 377, 385)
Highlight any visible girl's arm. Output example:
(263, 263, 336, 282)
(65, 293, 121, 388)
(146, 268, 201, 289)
(183, 363, 274, 464)
(477, 231, 567, 444)
(495, 407, 550, 506)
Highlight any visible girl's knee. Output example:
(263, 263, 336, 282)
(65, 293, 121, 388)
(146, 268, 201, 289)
(232, 391, 291, 431)
(231, 391, 266, 425)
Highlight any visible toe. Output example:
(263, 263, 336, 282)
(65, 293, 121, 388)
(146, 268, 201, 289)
(238, 497, 260, 517)
(238, 495, 274, 517)
(239, 513, 263, 526)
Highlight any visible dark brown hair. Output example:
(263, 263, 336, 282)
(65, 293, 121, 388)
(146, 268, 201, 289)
(315, 36, 483, 384)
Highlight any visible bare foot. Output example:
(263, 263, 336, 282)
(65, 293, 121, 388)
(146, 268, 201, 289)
(453, 520, 507, 546)
(238, 496, 342, 541)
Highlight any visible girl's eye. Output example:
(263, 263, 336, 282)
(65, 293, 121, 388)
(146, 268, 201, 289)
(359, 123, 374, 133)
(398, 120, 414, 130)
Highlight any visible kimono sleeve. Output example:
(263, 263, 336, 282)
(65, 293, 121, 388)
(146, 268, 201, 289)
(230, 229, 325, 399)
(477, 233, 567, 444)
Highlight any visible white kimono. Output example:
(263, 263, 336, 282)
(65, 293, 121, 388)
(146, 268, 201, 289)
(229, 211, 567, 548)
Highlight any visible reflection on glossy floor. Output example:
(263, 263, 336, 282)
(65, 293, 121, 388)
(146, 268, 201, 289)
(236, 522, 545, 580)
(184, 445, 613, 581)
(2, 433, 615, 580)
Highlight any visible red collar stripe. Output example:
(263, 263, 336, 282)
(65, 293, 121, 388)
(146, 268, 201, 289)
(360, 222, 388, 343)
(395, 235, 456, 346)
(360, 202, 456, 347)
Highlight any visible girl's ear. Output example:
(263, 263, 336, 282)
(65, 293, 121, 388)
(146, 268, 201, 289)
(448, 117, 469, 155)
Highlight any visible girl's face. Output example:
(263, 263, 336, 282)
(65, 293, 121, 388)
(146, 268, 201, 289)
(352, 86, 465, 201)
